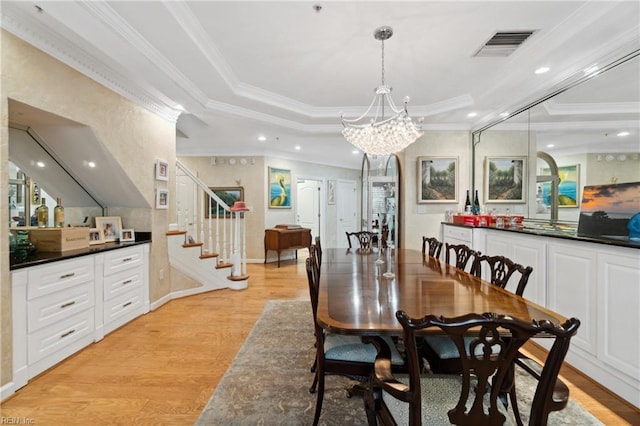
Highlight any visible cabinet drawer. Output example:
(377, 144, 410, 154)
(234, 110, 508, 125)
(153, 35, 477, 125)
(103, 246, 143, 276)
(27, 257, 94, 300)
(103, 267, 142, 301)
(443, 225, 473, 244)
(28, 308, 94, 364)
(28, 283, 95, 333)
(103, 289, 143, 325)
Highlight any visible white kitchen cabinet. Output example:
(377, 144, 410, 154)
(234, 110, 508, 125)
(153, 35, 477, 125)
(481, 230, 546, 305)
(11, 243, 150, 393)
(99, 245, 147, 336)
(13, 256, 96, 383)
(479, 229, 639, 408)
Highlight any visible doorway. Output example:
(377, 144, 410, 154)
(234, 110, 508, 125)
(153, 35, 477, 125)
(295, 178, 322, 243)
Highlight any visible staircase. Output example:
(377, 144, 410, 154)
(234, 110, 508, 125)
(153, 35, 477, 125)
(167, 160, 248, 291)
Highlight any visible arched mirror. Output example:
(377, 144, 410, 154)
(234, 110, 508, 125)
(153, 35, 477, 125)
(361, 154, 401, 248)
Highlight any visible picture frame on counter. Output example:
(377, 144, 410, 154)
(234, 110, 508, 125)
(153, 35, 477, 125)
(485, 156, 527, 203)
(155, 159, 169, 181)
(417, 156, 458, 203)
(120, 228, 135, 242)
(89, 227, 105, 245)
(156, 189, 169, 209)
(95, 216, 122, 243)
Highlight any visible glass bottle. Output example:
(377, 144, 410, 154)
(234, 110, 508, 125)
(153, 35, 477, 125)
(36, 198, 49, 228)
(473, 190, 481, 215)
(464, 190, 472, 213)
(54, 197, 65, 228)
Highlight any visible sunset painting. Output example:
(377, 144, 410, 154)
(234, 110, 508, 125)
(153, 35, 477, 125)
(577, 181, 640, 237)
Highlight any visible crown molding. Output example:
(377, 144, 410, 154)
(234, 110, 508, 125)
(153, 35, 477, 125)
(543, 99, 640, 116)
(1, 4, 181, 123)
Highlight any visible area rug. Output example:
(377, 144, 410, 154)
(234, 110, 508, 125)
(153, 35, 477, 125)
(196, 300, 602, 425)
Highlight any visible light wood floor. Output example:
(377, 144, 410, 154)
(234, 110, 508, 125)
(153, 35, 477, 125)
(2, 258, 638, 425)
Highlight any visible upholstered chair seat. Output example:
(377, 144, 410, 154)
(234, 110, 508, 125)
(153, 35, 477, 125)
(381, 375, 513, 426)
(325, 333, 404, 365)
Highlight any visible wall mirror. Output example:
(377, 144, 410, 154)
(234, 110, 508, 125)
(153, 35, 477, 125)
(361, 154, 401, 248)
(472, 50, 640, 223)
(8, 100, 105, 228)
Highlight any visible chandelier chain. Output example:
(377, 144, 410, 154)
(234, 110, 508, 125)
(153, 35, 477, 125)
(381, 38, 385, 86)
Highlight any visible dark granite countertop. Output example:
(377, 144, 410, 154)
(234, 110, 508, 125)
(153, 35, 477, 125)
(442, 222, 640, 250)
(10, 232, 152, 270)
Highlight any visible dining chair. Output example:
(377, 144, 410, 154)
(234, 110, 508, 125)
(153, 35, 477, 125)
(471, 254, 533, 297)
(305, 256, 404, 426)
(346, 231, 377, 250)
(364, 311, 581, 426)
(423, 253, 534, 380)
(421, 236, 443, 259)
(444, 243, 480, 272)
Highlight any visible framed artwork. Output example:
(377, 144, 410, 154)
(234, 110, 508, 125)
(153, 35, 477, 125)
(268, 167, 291, 209)
(417, 156, 458, 203)
(155, 159, 169, 181)
(156, 189, 169, 209)
(485, 156, 527, 203)
(89, 228, 105, 245)
(327, 180, 336, 205)
(205, 187, 244, 218)
(541, 164, 580, 208)
(578, 181, 640, 238)
(95, 216, 122, 243)
(120, 228, 135, 242)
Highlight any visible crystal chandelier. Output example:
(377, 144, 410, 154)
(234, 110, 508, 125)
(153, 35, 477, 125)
(341, 26, 423, 156)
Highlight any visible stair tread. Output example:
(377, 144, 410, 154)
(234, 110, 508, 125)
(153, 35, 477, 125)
(200, 252, 219, 259)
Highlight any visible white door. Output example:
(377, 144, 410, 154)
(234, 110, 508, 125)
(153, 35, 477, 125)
(296, 179, 321, 239)
(336, 179, 357, 248)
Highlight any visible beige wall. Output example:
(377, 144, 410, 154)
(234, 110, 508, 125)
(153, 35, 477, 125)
(178, 156, 361, 258)
(401, 131, 472, 250)
(1, 30, 176, 386)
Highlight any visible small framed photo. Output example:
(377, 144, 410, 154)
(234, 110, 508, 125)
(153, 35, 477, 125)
(327, 180, 336, 205)
(485, 156, 527, 203)
(155, 159, 169, 181)
(156, 189, 169, 209)
(120, 228, 135, 242)
(95, 216, 123, 243)
(418, 157, 458, 203)
(89, 228, 105, 245)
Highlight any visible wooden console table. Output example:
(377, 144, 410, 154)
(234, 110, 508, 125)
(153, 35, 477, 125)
(264, 225, 312, 267)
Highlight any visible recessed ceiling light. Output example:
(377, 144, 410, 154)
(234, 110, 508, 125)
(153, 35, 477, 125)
(617, 131, 630, 137)
(500, 112, 509, 117)
(36, 161, 45, 168)
(258, 135, 266, 141)
(546, 144, 555, 148)
(352, 150, 360, 155)
(467, 112, 477, 118)
(535, 66, 550, 74)
(87, 161, 96, 168)
(294, 145, 301, 150)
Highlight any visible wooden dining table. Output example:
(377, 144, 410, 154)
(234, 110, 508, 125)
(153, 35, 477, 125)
(316, 248, 567, 336)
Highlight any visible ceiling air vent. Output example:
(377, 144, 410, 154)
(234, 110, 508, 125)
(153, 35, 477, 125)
(473, 31, 536, 57)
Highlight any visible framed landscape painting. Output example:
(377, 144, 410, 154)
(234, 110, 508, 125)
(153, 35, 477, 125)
(485, 156, 526, 203)
(418, 157, 458, 203)
(205, 187, 244, 218)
